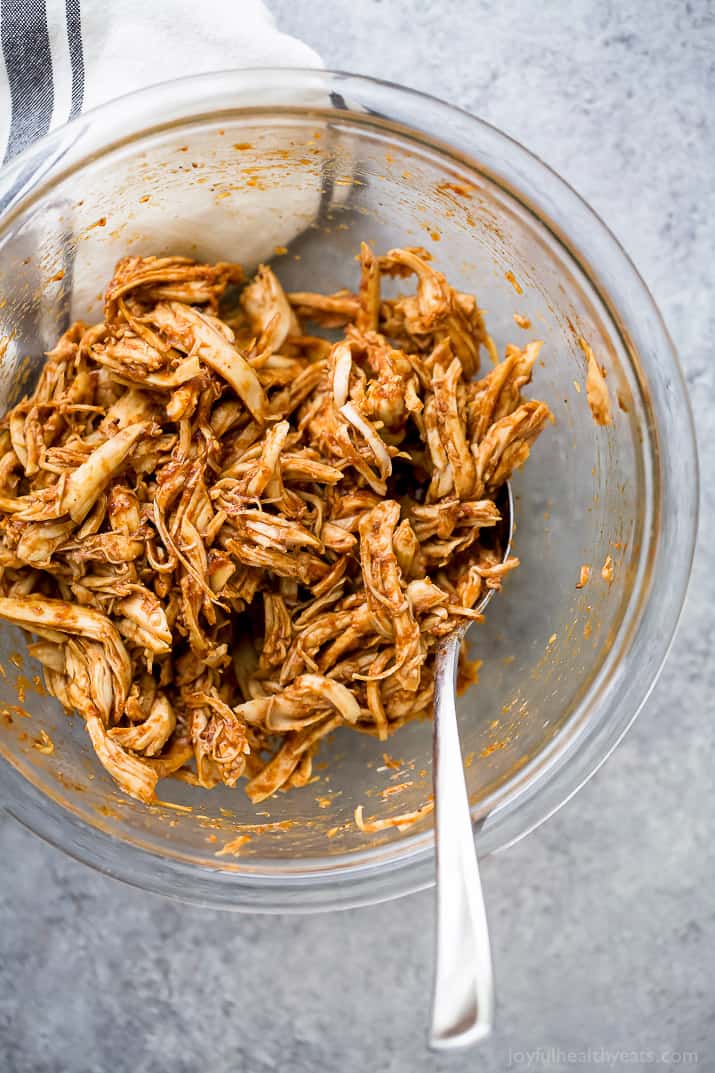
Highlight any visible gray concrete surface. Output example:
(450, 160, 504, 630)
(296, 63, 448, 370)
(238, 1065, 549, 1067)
(1, 2, 713, 1071)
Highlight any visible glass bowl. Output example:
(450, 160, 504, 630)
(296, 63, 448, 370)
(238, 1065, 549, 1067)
(0, 69, 697, 911)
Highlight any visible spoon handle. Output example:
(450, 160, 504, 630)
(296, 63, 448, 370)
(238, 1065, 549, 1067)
(429, 633, 494, 1050)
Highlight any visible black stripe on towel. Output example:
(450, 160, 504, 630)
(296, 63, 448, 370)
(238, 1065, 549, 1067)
(64, 0, 84, 119)
(1, 0, 54, 160)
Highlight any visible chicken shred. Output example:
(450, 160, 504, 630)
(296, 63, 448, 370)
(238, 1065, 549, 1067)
(0, 248, 551, 806)
(580, 336, 612, 427)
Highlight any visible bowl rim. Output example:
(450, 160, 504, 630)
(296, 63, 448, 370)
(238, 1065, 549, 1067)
(0, 66, 699, 912)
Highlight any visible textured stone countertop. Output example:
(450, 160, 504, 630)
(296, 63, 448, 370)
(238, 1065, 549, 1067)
(1, 3, 713, 1071)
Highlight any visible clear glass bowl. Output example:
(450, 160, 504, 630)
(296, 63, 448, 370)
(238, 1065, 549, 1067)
(0, 69, 697, 911)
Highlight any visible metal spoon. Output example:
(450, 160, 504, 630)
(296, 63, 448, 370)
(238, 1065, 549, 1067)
(429, 483, 514, 1050)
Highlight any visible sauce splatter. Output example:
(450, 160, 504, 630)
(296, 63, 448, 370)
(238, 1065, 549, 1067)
(437, 181, 474, 199)
(480, 740, 508, 757)
(505, 270, 523, 294)
(215, 834, 252, 857)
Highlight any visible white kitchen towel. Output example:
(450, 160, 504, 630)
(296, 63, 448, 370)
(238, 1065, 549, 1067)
(0, 0, 322, 161)
(0, 0, 339, 322)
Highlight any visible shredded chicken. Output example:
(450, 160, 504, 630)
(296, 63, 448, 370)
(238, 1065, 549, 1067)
(0, 248, 552, 806)
(354, 801, 434, 833)
(580, 336, 612, 427)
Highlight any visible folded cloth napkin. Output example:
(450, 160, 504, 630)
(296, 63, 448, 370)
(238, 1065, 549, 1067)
(0, 0, 322, 161)
(0, 1, 337, 324)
